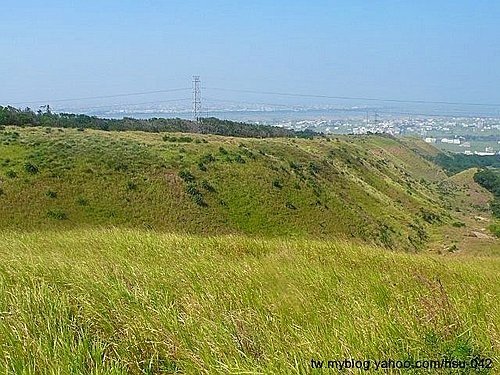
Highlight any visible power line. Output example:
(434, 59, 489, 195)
(8, 88, 191, 106)
(204, 87, 500, 108)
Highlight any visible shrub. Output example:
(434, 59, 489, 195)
(185, 183, 207, 207)
(126, 181, 138, 191)
(219, 147, 228, 155)
(488, 223, 500, 238)
(289, 161, 301, 171)
(451, 221, 466, 228)
(0, 187, 4, 196)
(0, 125, 5, 131)
(491, 198, 500, 219)
(24, 162, 39, 174)
(198, 162, 207, 172)
(76, 197, 89, 206)
(420, 209, 441, 224)
(285, 202, 297, 210)
(192, 194, 207, 207)
(201, 180, 216, 193)
(308, 162, 320, 175)
(200, 154, 215, 164)
(179, 170, 195, 183)
(113, 162, 128, 172)
(272, 179, 283, 189)
(6, 170, 17, 178)
(47, 209, 67, 220)
(186, 183, 200, 196)
(234, 155, 246, 164)
(163, 135, 193, 143)
(46, 190, 57, 199)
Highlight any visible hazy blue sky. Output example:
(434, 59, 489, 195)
(1, 0, 500, 110)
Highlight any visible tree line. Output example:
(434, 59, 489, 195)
(0, 106, 316, 138)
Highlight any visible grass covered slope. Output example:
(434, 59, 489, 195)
(0, 229, 498, 374)
(0, 126, 458, 250)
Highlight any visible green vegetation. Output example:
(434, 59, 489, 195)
(0, 230, 497, 374)
(0, 121, 498, 373)
(432, 152, 500, 175)
(474, 168, 500, 218)
(0, 106, 314, 138)
(0, 126, 457, 251)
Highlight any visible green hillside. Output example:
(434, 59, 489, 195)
(1, 124, 499, 373)
(0, 126, 466, 251)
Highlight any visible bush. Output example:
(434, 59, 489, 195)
(126, 181, 138, 191)
(185, 183, 207, 207)
(420, 209, 441, 224)
(308, 162, 320, 175)
(186, 183, 200, 196)
(5, 170, 17, 178)
(200, 153, 215, 164)
(24, 162, 39, 174)
(289, 161, 301, 171)
(234, 155, 246, 164)
(491, 198, 500, 219)
(113, 162, 128, 172)
(451, 221, 466, 228)
(272, 179, 283, 189)
(192, 194, 207, 207)
(488, 223, 500, 238)
(163, 135, 193, 143)
(46, 190, 57, 199)
(201, 180, 216, 193)
(76, 196, 89, 206)
(198, 162, 207, 172)
(219, 147, 228, 155)
(179, 170, 195, 183)
(47, 209, 67, 220)
(0, 187, 4, 196)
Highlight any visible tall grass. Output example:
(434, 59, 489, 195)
(0, 229, 497, 374)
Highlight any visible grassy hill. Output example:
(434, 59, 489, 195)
(0, 229, 498, 374)
(0, 126, 472, 251)
(1, 124, 499, 373)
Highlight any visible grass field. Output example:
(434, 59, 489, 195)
(0, 229, 498, 374)
(0, 125, 499, 374)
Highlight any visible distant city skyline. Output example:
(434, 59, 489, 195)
(1, 1, 500, 114)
